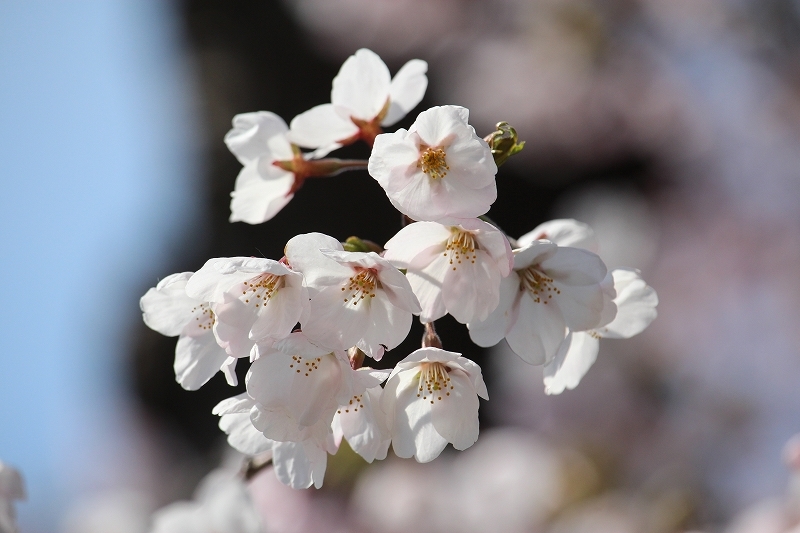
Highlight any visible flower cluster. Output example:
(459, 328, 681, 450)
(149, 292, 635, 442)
(141, 48, 657, 490)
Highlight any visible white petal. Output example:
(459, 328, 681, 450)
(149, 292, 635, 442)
(224, 111, 289, 165)
(368, 128, 421, 193)
(411, 105, 470, 147)
(441, 132, 497, 189)
(140, 272, 196, 336)
(538, 246, 607, 286)
(384, 222, 452, 267)
(229, 162, 295, 224)
(221, 356, 239, 386)
(442, 249, 501, 324)
(363, 293, 413, 357)
(284, 232, 348, 290)
(375, 263, 422, 314)
(336, 386, 390, 463)
(174, 334, 229, 390)
(383, 371, 448, 463)
(407, 263, 448, 323)
(430, 368, 480, 450)
(383, 59, 428, 126)
(247, 351, 341, 429)
(543, 331, 600, 395)
(213, 295, 257, 359)
(302, 283, 371, 351)
(272, 441, 315, 489)
(505, 292, 567, 365)
(518, 219, 598, 251)
(598, 268, 658, 339)
(219, 411, 275, 455)
(331, 48, 391, 120)
(288, 103, 358, 149)
(468, 275, 519, 347)
(513, 240, 558, 270)
(249, 283, 306, 342)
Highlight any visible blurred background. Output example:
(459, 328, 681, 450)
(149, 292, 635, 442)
(2, 0, 800, 531)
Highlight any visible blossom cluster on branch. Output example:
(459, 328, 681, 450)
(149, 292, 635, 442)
(140, 48, 658, 491)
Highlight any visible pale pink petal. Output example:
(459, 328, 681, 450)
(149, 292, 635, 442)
(383, 59, 428, 126)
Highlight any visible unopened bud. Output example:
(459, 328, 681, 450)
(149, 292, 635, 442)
(342, 236, 383, 254)
(484, 122, 525, 167)
(348, 347, 366, 370)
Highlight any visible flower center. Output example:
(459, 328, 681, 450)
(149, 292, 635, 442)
(416, 362, 454, 404)
(418, 147, 450, 180)
(519, 266, 561, 304)
(444, 229, 478, 271)
(191, 303, 215, 330)
(341, 267, 379, 305)
(288, 354, 323, 377)
(241, 273, 284, 308)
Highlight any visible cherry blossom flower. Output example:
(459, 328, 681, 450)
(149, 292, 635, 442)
(0, 462, 25, 533)
(225, 111, 299, 225)
(285, 232, 421, 360)
(185, 257, 308, 373)
(382, 348, 488, 463)
(140, 272, 230, 390)
(245, 333, 356, 442)
(213, 393, 275, 457)
(543, 268, 658, 394)
(213, 393, 332, 490)
(332, 369, 392, 463)
(289, 48, 428, 156)
(384, 218, 513, 323)
(149, 469, 263, 533)
(468, 240, 612, 366)
(368, 105, 497, 222)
